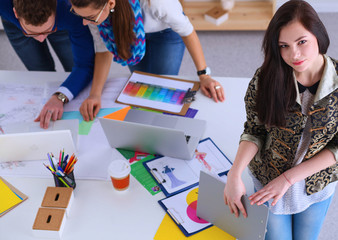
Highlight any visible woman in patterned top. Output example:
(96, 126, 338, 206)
(223, 1, 337, 239)
(69, 0, 225, 121)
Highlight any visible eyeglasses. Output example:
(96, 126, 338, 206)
(20, 19, 57, 37)
(70, 2, 108, 23)
(22, 26, 57, 37)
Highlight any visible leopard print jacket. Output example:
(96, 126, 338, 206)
(241, 55, 338, 195)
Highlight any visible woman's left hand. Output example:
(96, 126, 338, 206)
(199, 75, 225, 102)
(249, 173, 292, 207)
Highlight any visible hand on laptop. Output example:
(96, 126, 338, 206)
(248, 173, 291, 207)
(80, 95, 101, 121)
(35, 95, 63, 129)
(223, 171, 247, 218)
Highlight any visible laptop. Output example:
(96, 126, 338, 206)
(0, 120, 78, 162)
(196, 171, 269, 240)
(99, 109, 206, 159)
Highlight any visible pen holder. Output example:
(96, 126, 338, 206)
(53, 171, 76, 189)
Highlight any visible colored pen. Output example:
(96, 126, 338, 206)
(68, 154, 75, 163)
(50, 153, 58, 169)
(62, 154, 69, 169)
(61, 149, 65, 163)
(56, 170, 75, 187)
(59, 150, 62, 167)
(65, 159, 77, 174)
(44, 163, 55, 173)
(56, 175, 70, 188)
(58, 166, 64, 173)
(47, 153, 55, 171)
(44, 163, 61, 187)
(65, 158, 77, 174)
(66, 166, 74, 175)
(63, 157, 73, 173)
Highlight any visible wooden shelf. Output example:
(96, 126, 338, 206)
(181, 1, 276, 31)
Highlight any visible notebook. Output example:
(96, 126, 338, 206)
(0, 120, 78, 162)
(99, 109, 206, 160)
(196, 171, 269, 240)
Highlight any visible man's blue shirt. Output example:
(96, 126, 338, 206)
(0, 0, 95, 98)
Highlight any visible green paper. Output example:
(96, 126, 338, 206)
(117, 148, 136, 160)
(131, 155, 162, 195)
(78, 120, 94, 135)
(117, 149, 161, 196)
(61, 108, 122, 135)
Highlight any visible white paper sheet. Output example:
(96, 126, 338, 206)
(64, 77, 128, 112)
(0, 77, 129, 180)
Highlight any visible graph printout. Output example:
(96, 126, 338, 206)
(117, 72, 195, 113)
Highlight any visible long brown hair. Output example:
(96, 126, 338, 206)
(70, 0, 135, 60)
(257, 0, 329, 127)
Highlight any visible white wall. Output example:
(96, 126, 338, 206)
(276, 0, 338, 12)
(182, 0, 338, 13)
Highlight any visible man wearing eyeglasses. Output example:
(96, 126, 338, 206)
(0, 0, 95, 128)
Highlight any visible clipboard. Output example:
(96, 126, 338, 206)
(115, 71, 200, 116)
(0, 176, 28, 217)
(143, 138, 232, 197)
(158, 186, 213, 237)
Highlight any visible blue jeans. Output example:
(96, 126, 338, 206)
(265, 195, 333, 240)
(2, 19, 73, 72)
(128, 28, 185, 75)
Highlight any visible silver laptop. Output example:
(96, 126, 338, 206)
(0, 120, 78, 162)
(99, 109, 206, 160)
(196, 171, 269, 240)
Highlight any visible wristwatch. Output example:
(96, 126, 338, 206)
(197, 67, 211, 76)
(54, 92, 68, 104)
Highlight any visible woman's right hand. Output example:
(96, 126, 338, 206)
(80, 95, 101, 121)
(223, 171, 247, 218)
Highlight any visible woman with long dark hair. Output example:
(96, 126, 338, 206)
(69, 0, 225, 121)
(224, 1, 337, 239)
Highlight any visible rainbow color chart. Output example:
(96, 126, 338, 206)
(123, 81, 187, 105)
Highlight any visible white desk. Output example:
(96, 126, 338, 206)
(0, 71, 251, 240)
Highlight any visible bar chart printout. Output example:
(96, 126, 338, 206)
(116, 72, 196, 114)
(123, 81, 187, 105)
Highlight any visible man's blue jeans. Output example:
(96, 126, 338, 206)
(2, 19, 73, 72)
(128, 28, 185, 75)
(265, 195, 333, 240)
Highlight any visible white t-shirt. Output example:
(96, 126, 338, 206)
(89, 0, 194, 52)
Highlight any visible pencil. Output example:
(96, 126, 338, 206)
(61, 149, 64, 162)
(65, 158, 77, 174)
(59, 150, 62, 167)
(50, 153, 58, 169)
(47, 153, 55, 171)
